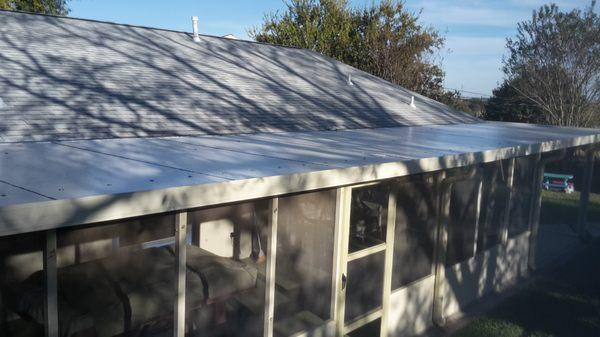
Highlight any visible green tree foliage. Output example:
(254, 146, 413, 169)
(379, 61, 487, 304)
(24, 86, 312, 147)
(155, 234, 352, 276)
(487, 1, 599, 126)
(0, 0, 69, 15)
(249, 0, 456, 104)
(485, 79, 543, 123)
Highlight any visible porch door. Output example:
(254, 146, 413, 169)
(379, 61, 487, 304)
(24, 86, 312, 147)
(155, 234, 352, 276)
(336, 183, 396, 337)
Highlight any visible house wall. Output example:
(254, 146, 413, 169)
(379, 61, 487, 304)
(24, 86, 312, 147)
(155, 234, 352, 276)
(387, 218, 531, 337)
(387, 275, 435, 337)
(387, 156, 536, 337)
(439, 231, 530, 320)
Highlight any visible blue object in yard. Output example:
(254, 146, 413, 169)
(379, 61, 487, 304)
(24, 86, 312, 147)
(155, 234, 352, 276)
(543, 173, 575, 193)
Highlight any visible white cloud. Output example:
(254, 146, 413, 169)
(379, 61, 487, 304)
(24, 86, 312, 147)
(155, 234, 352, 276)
(443, 57, 504, 96)
(437, 36, 508, 95)
(416, 2, 528, 28)
(404, 0, 592, 95)
(444, 36, 506, 55)
(410, 0, 591, 28)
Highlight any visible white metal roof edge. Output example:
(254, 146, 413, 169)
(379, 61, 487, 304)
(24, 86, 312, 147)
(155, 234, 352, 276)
(1, 132, 598, 237)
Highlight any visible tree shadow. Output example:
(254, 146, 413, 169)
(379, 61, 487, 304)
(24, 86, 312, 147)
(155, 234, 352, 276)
(0, 11, 477, 143)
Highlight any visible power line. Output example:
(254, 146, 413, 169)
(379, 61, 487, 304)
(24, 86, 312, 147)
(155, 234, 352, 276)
(441, 87, 556, 110)
(443, 87, 492, 98)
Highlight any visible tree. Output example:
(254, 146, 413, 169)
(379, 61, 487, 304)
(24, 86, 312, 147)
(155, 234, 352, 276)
(0, 0, 70, 16)
(249, 0, 455, 103)
(494, 1, 599, 127)
(485, 79, 544, 123)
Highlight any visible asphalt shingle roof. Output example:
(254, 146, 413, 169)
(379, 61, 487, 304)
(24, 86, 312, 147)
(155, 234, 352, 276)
(0, 10, 477, 143)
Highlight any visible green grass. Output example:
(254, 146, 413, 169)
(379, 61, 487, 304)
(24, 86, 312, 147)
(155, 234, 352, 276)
(452, 239, 600, 337)
(540, 190, 600, 225)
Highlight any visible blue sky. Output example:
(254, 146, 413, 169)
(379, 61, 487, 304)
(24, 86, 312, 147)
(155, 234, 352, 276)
(70, 0, 592, 97)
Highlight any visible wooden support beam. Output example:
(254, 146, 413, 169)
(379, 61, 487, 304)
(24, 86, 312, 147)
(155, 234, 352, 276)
(44, 230, 58, 337)
(472, 178, 484, 255)
(174, 212, 187, 337)
(380, 184, 398, 337)
(263, 198, 279, 337)
(577, 148, 595, 240)
(331, 188, 345, 322)
(501, 158, 516, 245)
(528, 153, 545, 271)
(334, 188, 351, 337)
(529, 150, 565, 271)
(432, 167, 479, 327)
(432, 172, 450, 327)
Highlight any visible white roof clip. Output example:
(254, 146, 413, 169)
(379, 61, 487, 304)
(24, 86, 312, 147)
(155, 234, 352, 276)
(347, 74, 354, 86)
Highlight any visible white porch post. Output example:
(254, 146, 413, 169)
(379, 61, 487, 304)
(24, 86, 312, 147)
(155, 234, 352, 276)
(529, 150, 565, 271)
(577, 148, 595, 240)
(263, 198, 279, 337)
(432, 172, 449, 327)
(44, 229, 58, 337)
(501, 158, 516, 245)
(174, 212, 188, 337)
(380, 185, 398, 337)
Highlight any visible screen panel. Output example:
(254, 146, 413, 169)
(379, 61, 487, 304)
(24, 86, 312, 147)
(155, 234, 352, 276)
(392, 177, 437, 289)
(478, 160, 511, 252)
(446, 178, 479, 266)
(344, 251, 385, 322)
(56, 214, 177, 337)
(349, 184, 389, 253)
(0, 232, 45, 337)
(188, 199, 270, 337)
(274, 190, 336, 336)
(509, 156, 537, 237)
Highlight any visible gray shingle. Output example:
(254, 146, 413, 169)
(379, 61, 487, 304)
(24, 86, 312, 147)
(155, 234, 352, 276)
(0, 10, 477, 143)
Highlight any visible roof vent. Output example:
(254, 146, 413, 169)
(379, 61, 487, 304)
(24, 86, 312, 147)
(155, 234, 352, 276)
(222, 34, 239, 40)
(410, 96, 416, 108)
(347, 74, 354, 86)
(192, 16, 200, 42)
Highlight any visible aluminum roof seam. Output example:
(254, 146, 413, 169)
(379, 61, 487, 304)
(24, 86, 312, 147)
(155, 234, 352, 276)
(53, 141, 236, 181)
(0, 178, 55, 200)
(161, 137, 346, 169)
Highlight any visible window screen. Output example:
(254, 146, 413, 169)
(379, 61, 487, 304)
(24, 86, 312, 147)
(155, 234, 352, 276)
(0, 232, 45, 337)
(477, 160, 511, 252)
(509, 156, 537, 237)
(274, 190, 336, 336)
(349, 184, 389, 253)
(188, 200, 269, 337)
(446, 178, 480, 266)
(345, 251, 385, 322)
(56, 214, 177, 337)
(392, 177, 437, 289)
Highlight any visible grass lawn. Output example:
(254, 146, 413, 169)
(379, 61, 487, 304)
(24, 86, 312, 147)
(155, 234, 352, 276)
(452, 239, 600, 337)
(540, 190, 600, 225)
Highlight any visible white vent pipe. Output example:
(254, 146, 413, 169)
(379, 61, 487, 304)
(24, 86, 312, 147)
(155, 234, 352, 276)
(192, 16, 200, 42)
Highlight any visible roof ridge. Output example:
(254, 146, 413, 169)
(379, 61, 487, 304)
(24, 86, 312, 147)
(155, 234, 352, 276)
(0, 8, 305, 51)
